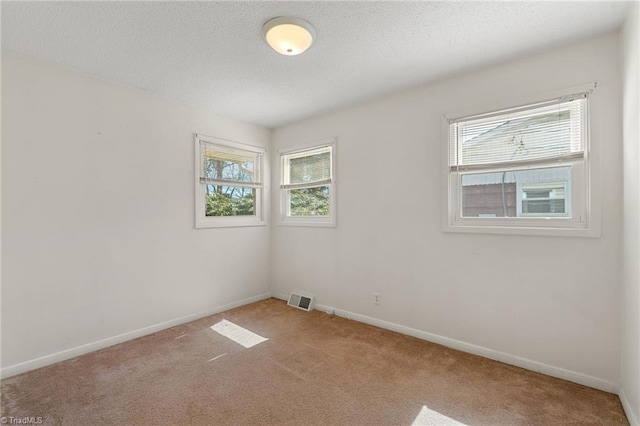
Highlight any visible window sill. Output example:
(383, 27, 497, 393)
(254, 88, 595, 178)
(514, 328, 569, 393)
(278, 217, 336, 228)
(196, 218, 266, 229)
(443, 221, 600, 238)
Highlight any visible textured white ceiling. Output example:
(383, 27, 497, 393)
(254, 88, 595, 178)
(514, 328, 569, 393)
(1, 1, 632, 127)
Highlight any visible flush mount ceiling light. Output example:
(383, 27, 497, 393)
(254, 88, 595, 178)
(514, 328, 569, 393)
(263, 17, 316, 56)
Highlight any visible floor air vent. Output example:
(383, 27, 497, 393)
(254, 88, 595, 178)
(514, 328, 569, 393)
(287, 292, 314, 312)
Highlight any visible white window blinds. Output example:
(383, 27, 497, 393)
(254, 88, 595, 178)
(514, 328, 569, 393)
(200, 141, 262, 187)
(449, 94, 588, 171)
(281, 146, 332, 190)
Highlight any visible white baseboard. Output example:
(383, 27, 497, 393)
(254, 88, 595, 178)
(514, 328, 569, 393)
(0, 292, 271, 379)
(620, 387, 640, 426)
(273, 293, 619, 394)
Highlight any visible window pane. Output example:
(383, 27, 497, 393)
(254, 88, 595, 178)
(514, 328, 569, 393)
(288, 150, 330, 184)
(288, 186, 329, 216)
(461, 166, 570, 218)
(522, 199, 565, 214)
(201, 144, 256, 183)
(524, 190, 550, 199)
(451, 98, 584, 167)
(205, 185, 255, 217)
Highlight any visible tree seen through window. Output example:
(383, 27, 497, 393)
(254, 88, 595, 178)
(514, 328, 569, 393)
(204, 157, 255, 217)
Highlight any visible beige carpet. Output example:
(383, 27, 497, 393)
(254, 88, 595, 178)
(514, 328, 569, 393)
(1, 298, 628, 425)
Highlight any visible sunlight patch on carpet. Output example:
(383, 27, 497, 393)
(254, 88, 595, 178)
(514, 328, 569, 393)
(411, 405, 467, 426)
(210, 319, 268, 348)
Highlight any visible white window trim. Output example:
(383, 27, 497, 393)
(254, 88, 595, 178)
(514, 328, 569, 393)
(442, 82, 601, 237)
(195, 134, 266, 229)
(278, 138, 336, 228)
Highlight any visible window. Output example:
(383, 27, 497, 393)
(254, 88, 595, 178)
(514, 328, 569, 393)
(444, 84, 598, 236)
(517, 180, 570, 218)
(195, 134, 265, 228)
(279, 139, 336, 227)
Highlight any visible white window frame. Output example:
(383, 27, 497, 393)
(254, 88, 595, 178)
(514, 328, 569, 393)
(278, 138, 336, 227)
(195, 134, 266, 228)
(443, 83, 600, 237)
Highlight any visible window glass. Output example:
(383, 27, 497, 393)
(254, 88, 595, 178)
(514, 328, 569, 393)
(195, 135, 265, 228)
(460, 166, 571, 218)
(444, 85, 596, 236)
(279, 140, 335, 227)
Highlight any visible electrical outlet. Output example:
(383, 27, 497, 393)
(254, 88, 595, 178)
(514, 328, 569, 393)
(373, 293, 380, 305)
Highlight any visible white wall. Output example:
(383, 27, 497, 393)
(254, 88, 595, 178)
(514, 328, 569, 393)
(1, 52, 272, 376)
(272, 33, 622, 390)
(1, 27, 632, 406)
(622, 2, 640, 424)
